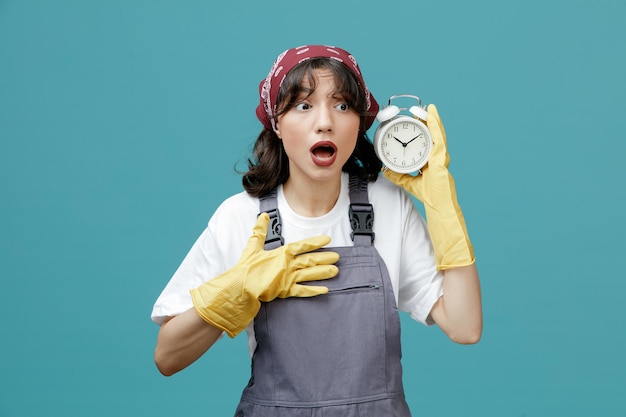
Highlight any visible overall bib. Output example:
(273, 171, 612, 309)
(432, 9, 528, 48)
(234, 176, 412, 417)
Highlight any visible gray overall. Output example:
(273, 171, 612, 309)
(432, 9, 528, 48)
(234, 175, 412, 417)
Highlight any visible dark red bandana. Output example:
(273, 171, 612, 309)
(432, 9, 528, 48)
(255, 45, 378, 131)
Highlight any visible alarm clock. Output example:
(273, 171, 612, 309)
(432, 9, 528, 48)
(373, 94, 433, 174)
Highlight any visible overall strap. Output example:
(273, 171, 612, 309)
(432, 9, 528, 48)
(348, 175, 374, 247)
(259, 189, 284, 250)
(258, 175, 374, 249)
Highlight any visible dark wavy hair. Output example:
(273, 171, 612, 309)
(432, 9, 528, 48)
(242, 58, 382, 197)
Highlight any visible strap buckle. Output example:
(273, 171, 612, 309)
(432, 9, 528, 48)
(349, 203, 375, 243)
(262, 208, 284, 247)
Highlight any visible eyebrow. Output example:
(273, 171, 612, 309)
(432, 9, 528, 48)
(295, 87, 346, 100)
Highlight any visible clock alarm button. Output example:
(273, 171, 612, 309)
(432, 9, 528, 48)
(376, 105, 400, 123)
(408, 105, 428, 120)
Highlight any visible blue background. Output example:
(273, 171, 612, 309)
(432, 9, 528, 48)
(1, 0, 625, 416)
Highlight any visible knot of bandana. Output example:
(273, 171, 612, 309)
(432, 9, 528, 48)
(255, 45, 379, 132)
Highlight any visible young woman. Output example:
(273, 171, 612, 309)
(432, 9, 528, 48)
(152, 45, 482, 416)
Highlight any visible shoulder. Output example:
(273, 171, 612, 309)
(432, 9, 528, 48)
(209, 191, 260, 240)
(368, 174, 401, 195)
(367, 175, 428, 243)
(213, 191, 259, 217)
(213, 191, 259, 218)
(368, 175, 415, 215)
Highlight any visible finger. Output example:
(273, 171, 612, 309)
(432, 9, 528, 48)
(292, 250, 340, 269)
(426, 105, 445, 151)
(286, 235, 332, 255)
(242, 213, 269, 257)
(286, 284, 329, 298)
(426, 104, 447, 145)
(253, 212, 270, 238)
(426, 105, 450, 167)
(293, 265, 339, 283)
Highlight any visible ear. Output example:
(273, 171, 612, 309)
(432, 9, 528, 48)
(274, 124, 281, 139)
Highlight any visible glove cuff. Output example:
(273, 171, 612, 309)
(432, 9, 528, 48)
(424, 203, 475, 270)
(190, 276, 260, 338)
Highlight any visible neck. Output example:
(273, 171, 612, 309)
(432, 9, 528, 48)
(283, 175, 342, 217)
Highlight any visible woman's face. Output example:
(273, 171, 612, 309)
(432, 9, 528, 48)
(275, 68, 360, 185)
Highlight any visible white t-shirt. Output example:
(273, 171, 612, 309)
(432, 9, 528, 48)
(151, 173, 444, 356)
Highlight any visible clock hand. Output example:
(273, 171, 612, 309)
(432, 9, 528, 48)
(393, 136, 408, 147)
(405, 134, 423, 145)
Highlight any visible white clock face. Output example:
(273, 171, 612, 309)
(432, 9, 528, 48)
(376, 118, 432, 173)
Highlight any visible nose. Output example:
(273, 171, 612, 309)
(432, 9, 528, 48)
(314, 105, 333, 133)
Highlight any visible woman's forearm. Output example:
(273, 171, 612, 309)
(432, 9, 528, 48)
(430, 263, 483, 344)
(154, 307, 223, 376)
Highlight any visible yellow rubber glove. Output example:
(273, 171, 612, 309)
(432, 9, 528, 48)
(190, 212, 339, 338)
(383, 104, 475, 270)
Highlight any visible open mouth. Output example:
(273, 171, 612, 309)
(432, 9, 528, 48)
(310, 141, 338, 166)
(312, 143, 336, 158)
